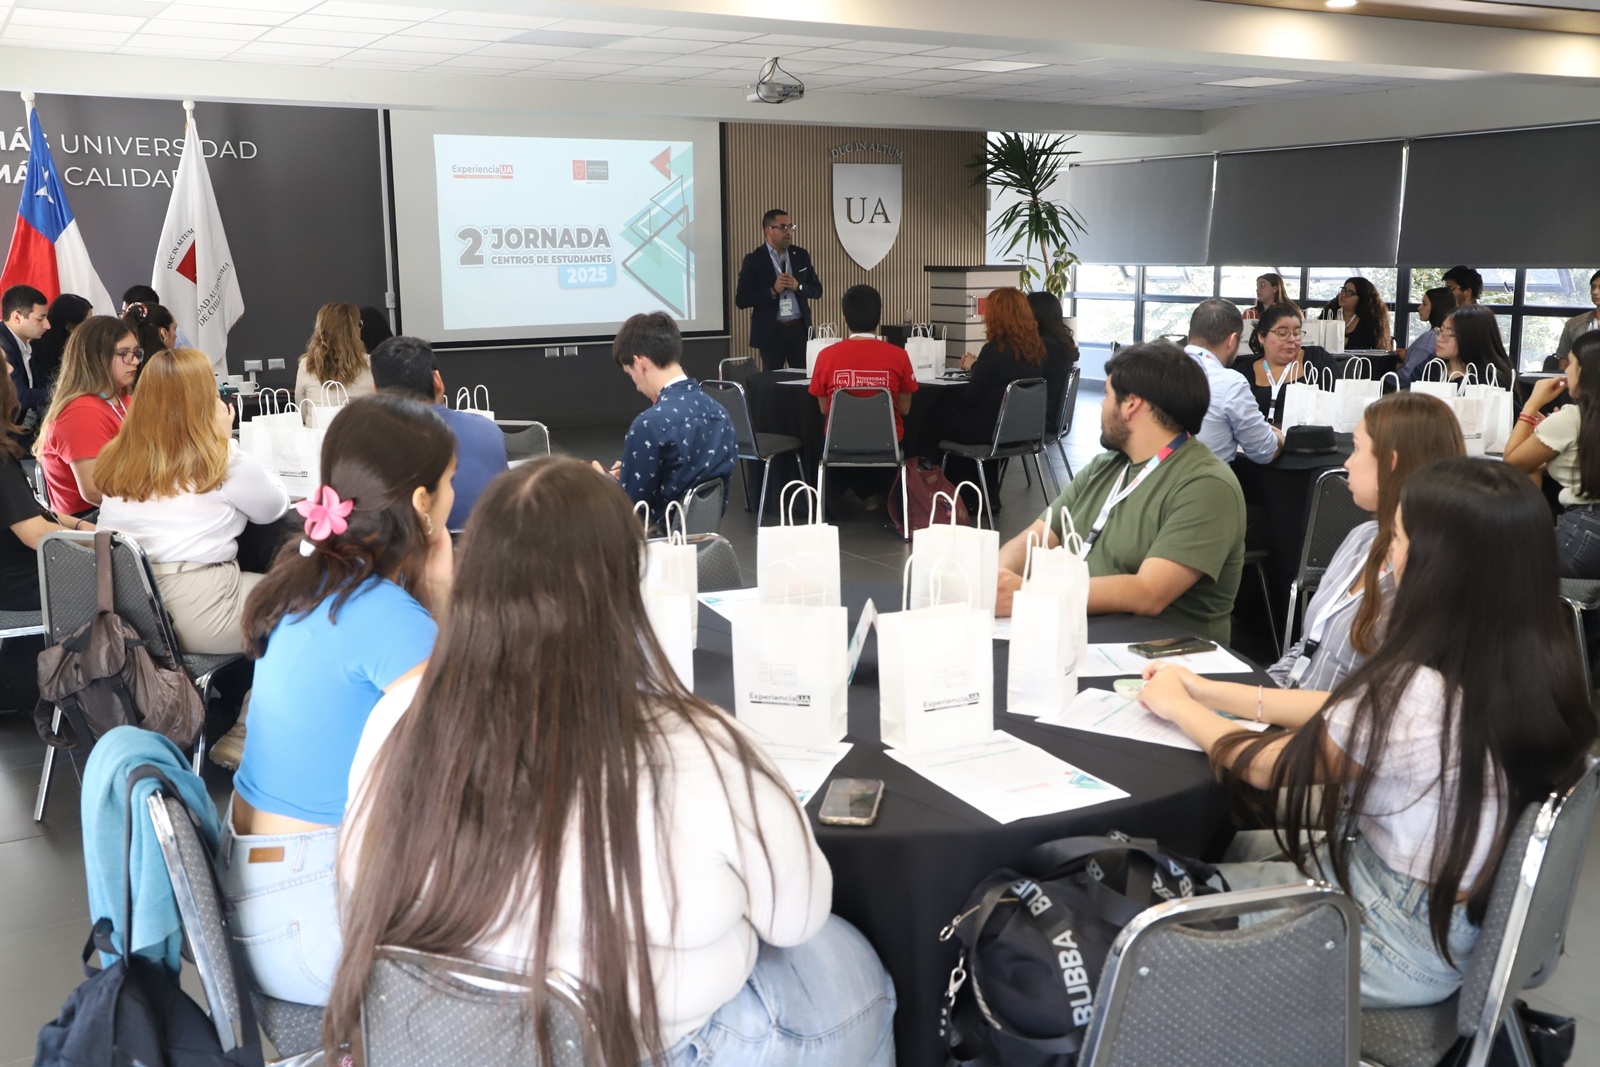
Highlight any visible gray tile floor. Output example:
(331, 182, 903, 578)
(0, 380, 1595, 1062)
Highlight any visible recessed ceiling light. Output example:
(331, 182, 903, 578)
(949, 60, 1046, 72)
(1325, 0, 1358, 8)
(1204, 76, 1305, 87)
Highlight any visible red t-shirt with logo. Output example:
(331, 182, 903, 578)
(41, 393, 130, 515)
(808, 336, 919, 439)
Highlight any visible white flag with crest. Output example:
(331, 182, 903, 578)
(152, 103, 243, 378)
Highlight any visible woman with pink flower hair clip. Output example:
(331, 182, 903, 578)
(220, 392, 457, 1007)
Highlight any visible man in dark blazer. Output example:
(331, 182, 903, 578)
(734, 208, 823, 371)
(0, 284, 50, 427)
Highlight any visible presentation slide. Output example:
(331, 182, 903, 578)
(388, 112, 724, 345)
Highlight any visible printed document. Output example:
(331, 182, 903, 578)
(762, 741, 853, 804)
(1081, 643, 1255, 677)
(885, 730, 1128, 824)
(1039, 687, 1203, 751)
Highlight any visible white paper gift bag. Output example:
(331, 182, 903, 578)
(1333, 356, 1382, 433)
(645, 501, 699, 647)
(731, 585, 848, 750)
(1409, 359, 1459, 404)
(757, 482, 841, 607)
(905, 324, 944, 382)
(1325, 315, 1345, 354)
(1461, 365, 1513, 454)
(455, 385, 496, 421)
(805, 323, 840, 376)
(239, 389, 294, 468)
(643, 581, 694, 691)
(267, 420, 325, 499)
(880, 557, 995, 754)
(910, 483, 999, 618)
(1280, 366, 1335, 430)
(1454, 391, 1488, 456)
(1008, 515, 1091, 717)
(303, 381, 351, 430)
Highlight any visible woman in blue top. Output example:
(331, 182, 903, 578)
(221, 393, 456, 1006)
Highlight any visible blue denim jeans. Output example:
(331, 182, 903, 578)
(1556, 504, 1600, 579)
(1217, 830, 1478, 1008)
(216, 800, 341, 1006)
(666, 915, 897, 1066)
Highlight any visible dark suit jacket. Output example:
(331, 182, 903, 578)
(734, 243, 823, 350)
(0, 327, 45, 413)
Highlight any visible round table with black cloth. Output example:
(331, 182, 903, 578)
(691, 583, 1248, 1066)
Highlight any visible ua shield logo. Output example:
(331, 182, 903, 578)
(832, 162, 902, 270)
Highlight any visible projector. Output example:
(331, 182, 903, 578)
(747, 57, 805, 105)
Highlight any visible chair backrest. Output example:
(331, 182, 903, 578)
(21, 456, 49, 509)
(691, 533, 743, 592)
(1454, 758, 1600, 1066)
(680, 479, 725, 536)
(1048, 366, 1081, 444)
(38, 531, 180, 669)
(717, 355, 756, 386)
(1296, 469, 1368, 584)
(362, 946, 602, 1067)
(1081, 882, 1360, 1067)
(991, 377, 1049, 450)
(701, 380, 758, 455)
(502, 422, 552, 461)
(821, 387, 899, 463)
(148, 790, 252, 1053)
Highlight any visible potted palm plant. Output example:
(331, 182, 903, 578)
(969, 132, 1086, 297)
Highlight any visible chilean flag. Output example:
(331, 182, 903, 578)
(0, 104, 114, 314)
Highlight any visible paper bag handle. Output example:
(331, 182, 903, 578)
(473, 384, 490, 410)
(1058, 505, 1087, 558)
(1342, 355, 1372, 380)
(931, 481, 986, 529)
(1420, 358, 1448, 383)
(633, 501, 650, 529)
(663, 500, 687, 545)
(1379, 371, 1400, 394)
(901, 554, 976, 612)
(320, 380, 350, 406)
(780, 481, 821, 526)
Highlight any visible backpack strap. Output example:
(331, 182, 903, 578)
(94, 531, 114, 616)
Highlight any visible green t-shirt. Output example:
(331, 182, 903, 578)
(1041, 437, 1246, 643)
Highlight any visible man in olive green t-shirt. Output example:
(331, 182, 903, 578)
(996, 341, 1246, 643)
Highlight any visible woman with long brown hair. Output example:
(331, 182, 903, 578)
(219, 393, 456, 1006)
(120, 300, 175, 383)
(293, 301, 374, 418)
(938, 285, 1047, 448)
(1505, 330, 1600, 577)
(0, 353, 90, 610)
(96, 348, 288, 655)
(1244, 272, 1297, 320)
(331, 458, 895, 1066)
(34, 315, 140, 517)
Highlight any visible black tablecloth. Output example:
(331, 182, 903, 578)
(692, 583, 1250, 1066)
(1232, 433, 1354, 626)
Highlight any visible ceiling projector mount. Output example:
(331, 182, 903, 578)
(747, 57, 806, 104)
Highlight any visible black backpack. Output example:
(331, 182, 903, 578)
(940, 832, 1228, 1067)
(34, 766, 263, 1067)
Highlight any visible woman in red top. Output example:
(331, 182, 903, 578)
(35, 316, 140, 517)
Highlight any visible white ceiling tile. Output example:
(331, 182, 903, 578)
(544, 18, 664, 35)
(505, 69, 593, 79)
(190, 0, 317, 8)
(647, 26, 758, 42)
(345, 46, 454, 63)
(311, 1, 443, 17)
(392, 21, 519, 41)
(829, 39, 927, 53)
(473, 42, 583, 59)
(601, 36, 711, 52)
(704, 42, 789, 58)
(790, 47, 896, 63)
(871, 53, 962, 69)
(119, 43, 233, 58)
(8, 8, 146, 30)
(3, 35, 117, 50)
(745, 33, 851, 47)
(160, 4, 286, 24)
(233, 39, 351, 58)
(16, 0, 160, 13)
(327, 58, 421, 70)
(139, 18, 263, 39)
(919, 46, 1021, 59)
(427, 58, 520, 74)
(285, 12, 415, 32)
(356, 34, 455, 53)
(3, 22, 126, 43)
(504, 28, 625, 48)
(562, 48, 675, 64)
(227, 51, 330, 65)
(649, 53, 748, 69)
(122, 34, 240, 53)
(261, 26, 382, 46)
(526, 59, 635, 74)
(425, 11, 557, 30)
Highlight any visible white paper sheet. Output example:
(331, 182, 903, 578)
(697, 587, 762, 620)
(761, 741, 854, 804)
(1080, 642, 1255, 677)
(1038, 687, 1203, 751)
(885, 730, 1129, 824)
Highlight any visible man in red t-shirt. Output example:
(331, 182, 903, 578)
(808, 284, 918, 508)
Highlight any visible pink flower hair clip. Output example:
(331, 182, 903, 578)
(295, 485, 354, 554)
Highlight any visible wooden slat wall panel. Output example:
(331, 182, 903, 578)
(723, 123, 987, 355)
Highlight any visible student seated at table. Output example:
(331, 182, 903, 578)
(1242, 303, 1306, 420)
(293, 302, 375, 420)
(34, 316, 140, 518)
(0, 359, 91, 612)
(809, 283, 917, 507)
(1437, 305, 1513, 384)
(599, 311, 736, 524)
(27, 293, 92, 417)
(1243, 272, 1296, 321)
(1505, 331, 1600, 577)
(1397, 286, 1453, 386)
(330, 457, 895, 1066)
(368, 335, 507, 531)
(1184, 298, 1282, 464)
(221, 394, 455, 1006)
(995, 341, 1245, 644)
(937, 286, 1046, 448)
(121, 300, 175, 385)
(96, 348, 290, 656)
(1138, 458, 1596, 1008)
(1553, 270, 1600, 369)
(1328, 276, 1392, 352)
(1027, 290, 1079, 438)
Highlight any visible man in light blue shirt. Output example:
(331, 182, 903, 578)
(1185, 299, 1282, 465)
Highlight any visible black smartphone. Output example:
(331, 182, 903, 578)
(818, 778, 885, 827)
(1129, 636, 1217, 659)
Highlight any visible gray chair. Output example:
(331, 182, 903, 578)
(690, 533, 744, 592)
(1285, 468, 1369, 647)
(680, 478, 726, 536)
(1081, 881, 1360, 1067)
(21, 456, 49, 509)
(717, 355, 757, 386)
(361, 945, 601, 1067)
(147, 789, 325, 1065)
(939, 377, 1052, 529)
(33, 532, 246, 821)
(1361, 757, 1600, 1067)
(1043, 366, 1081, 483)
(0, 607, 45, 639)
(702, 379, 802, 523)
(502, 421, 552, 462)
(818, 387, 909, 541)
(1557, 577, 1600, 697)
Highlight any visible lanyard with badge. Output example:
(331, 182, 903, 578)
(1263, 358, 1297, 399)
(1284, 564, 1384, 688)
(770, 245, 799, 319)
(1083, 433, 1188, 552)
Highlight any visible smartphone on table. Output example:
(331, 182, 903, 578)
(818, 778, 885, 826)
(1129, 636, 1216, 659)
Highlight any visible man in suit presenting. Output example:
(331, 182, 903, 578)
(735, 208, 823, 371)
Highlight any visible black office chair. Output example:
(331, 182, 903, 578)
(939, 378, 1051, 530)
(702, 379, 802, 523)
(819, 388, 908, 540)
